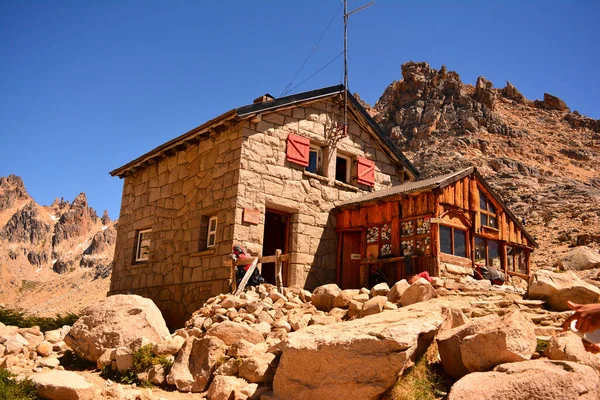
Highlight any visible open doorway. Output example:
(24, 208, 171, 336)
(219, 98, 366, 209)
(262, 209, 289, 285)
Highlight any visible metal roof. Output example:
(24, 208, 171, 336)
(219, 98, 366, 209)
(337, 167, 475, 207)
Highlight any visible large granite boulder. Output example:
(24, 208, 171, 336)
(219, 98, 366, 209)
(311, 284, 341, 312)
(528, 270, 600, 311)
(30, 370, 94, 400)
(387, 280, 409, 303)
(207, 375, 248, 400)
(460, 311, 536, 373)
(167, 336, 227, 393)
(272, 301, 455, 400)
(400, 278, 438, 306)
(205, 321, 264, 346)
(448, 360, 600, 400)
(546, 331, 600, 372)
(555, 246, 600, 271)
(64, 294, 170, 362)
(437, 314, 501, 379)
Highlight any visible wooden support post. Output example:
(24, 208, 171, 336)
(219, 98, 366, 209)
(233, 257, 258, 296)
(230, 260, 237, 293)
(275, 249, 283, 294)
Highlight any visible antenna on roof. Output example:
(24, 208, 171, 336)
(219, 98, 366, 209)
(342, 0, 374, 138)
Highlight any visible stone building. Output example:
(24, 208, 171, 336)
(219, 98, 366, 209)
(109, 85, 419, 327)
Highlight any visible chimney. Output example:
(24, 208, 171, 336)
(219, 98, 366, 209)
(253, 93, 275, 104)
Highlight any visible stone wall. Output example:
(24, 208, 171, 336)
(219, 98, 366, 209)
(234, 99, 404, 290)
(110, 125, 244, 328)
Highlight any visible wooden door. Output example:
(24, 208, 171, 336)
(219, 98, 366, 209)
(341, 231, 362, 289)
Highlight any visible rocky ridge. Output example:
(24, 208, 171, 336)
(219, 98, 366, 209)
(368, 61, 600, 272)
(0, 174, 116, 316)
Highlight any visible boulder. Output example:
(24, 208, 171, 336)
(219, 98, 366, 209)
(448, 360, 599, 400)
(206, 321, 264, 346)
(36, 341, 53, 357)
(272, 301, 447, 400)
(437, 314, 501, 379)
(166, 336, 227, 392)
(228, 339, 267, 359)
(207, 375, 249, 400)
(555, 246, 600, 271)
(460, 311, 536, 373)
(387, 280, 409, 303)
(31, 370, 94, 400)
(528, 270, 600, 311)
(239, 353, 277, 383)
(311, 284, 341, 312)
(114, 346, 133, 372)
(546, 331, 600, 372)
(400, 278, 438, 306)
(333, 289, 361, 309)
(152, 335, 186, 356)
(473, 76, 494, 109)
(543, 93, 570, 111)
(148, 364, 167, 386)
(370, 282, 390, 298)
(360, 296, 387, 318)
(502, 81, 525, 101)
(64, 294, 170, 362)
(44, 329, 62, 344)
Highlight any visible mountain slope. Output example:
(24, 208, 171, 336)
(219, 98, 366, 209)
(0, 175, 116, 316)
(369, 61, 600, 269)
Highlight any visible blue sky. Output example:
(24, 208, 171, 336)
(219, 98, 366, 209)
(1, 1, 599, 219)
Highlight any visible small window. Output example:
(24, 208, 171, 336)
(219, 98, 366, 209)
(207, 216, 217, 248)
(335, 154, 351, 183)
(306, 146, 323, 175)
(479, 192, 498, 229)
(475, 236, 501, 267)
(439, 225, 467, 258)
(135, 229, 151, 262)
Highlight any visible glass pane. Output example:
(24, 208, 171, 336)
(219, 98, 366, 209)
(475, 237, 486, 264)
(454, 229, 467, 258)
(401, 221, 414, 237)
(401, 240, 414, 255)
(307, 150, 318, 173)
(367, 226, 379, 243)
(335, 156, 348, 183)
(380, 243, 391, 256)
(481, 214, 488, 226)
(207, 233, 215, 247)
(488, 203, 496, 215)
(381, 224, 391, 241)
(440, 226, 452, 254)
(138, 231, 151, 260)
(517, 248, 527, 274)
(479, 192, 487, 211)
(488, 240, 501, 268)
(506, 246, 515, 272)
(209, 218, 217, 232)
(489, 215, 498, 229)
(416, 237, 431, 255)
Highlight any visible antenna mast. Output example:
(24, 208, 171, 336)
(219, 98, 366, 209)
(343, 0, 374, 137)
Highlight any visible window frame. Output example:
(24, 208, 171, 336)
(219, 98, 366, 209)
(135, 228, 152, 262)
(474, 236, 502, 269)
(335, 153, 352, 184)
(479, 192, 498, 229)
(207, 216, 217, 248)
(306, 145, 323, 175)
(439, 225, 468, 258)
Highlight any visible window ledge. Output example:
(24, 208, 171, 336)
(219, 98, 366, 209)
(303, 170, 329, 183)
(191, 248, 216, 257)
(334, 180, 359, 192)
(482, 225, 500, 233)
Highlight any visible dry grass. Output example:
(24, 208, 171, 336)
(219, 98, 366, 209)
(385, 342, 451, 400)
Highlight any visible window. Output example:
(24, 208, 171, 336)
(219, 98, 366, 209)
(400, 217, 432, 256)
(135, 229, 151, 262)
(336, 154, 351, 183)
(474, 236, 501, 268)
(479, 192, 498, 229)
(506, 246, 529, 274)
(306, 145, 323, 175)
(199, 215, 218, 251)
(439, 225, 467, 258)
(207, 216, 217, 248)
(366, 223, 392, 258)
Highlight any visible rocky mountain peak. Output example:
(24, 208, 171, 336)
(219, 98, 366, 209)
(52, 192, 98, 248)
(0, 174, 30, 211)
(101, 210, 111, 225)
(0, 201, 52, 246)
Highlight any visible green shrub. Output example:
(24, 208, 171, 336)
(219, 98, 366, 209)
(0, 368, 38, 400)
(0, 308, 79, 332)
(100, 344, 173, 387)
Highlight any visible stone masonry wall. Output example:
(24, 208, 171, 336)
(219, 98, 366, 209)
(234, 99, 404, 290)
(110, 125, 243, 328)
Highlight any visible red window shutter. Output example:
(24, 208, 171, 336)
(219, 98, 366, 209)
(357, 157, 375, 186)
(286, 133, 310, 167)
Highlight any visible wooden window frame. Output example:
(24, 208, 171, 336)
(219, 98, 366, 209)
(474, 236, 502, 269)
(479, 192, 498, 229)
(135, 228, 151, 262)
(207, 216, 217, 248)
(365, 222, 393, 258)
(306, 145, 323, 175)
(439, 225, 468, 258)
(400, 217, 432, 256)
